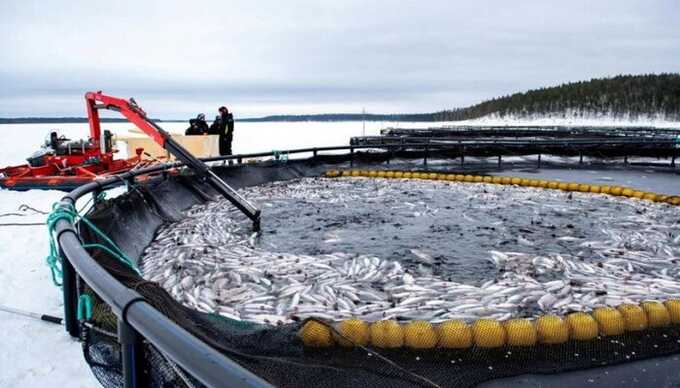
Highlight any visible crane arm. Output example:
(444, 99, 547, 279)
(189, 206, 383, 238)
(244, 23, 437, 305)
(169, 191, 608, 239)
(86, 91, 168, 147)
(85, 91, 261, 230)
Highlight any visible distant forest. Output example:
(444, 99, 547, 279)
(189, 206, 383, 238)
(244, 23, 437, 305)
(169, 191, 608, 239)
(2, 74, 679, 123)
(433, 73, 680, 121)
(244, 74, 680, 122)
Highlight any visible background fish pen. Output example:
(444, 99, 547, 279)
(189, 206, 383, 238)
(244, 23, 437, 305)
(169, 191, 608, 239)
(71, 159, 680, 388)
(372, 125, 680, 140)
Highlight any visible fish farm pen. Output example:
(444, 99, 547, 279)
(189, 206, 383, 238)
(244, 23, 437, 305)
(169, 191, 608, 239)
(50, 130, 680, 388)
(370, 125, 680, 139)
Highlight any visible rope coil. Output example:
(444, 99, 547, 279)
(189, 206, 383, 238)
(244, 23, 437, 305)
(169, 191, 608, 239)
(46, 199, 140, 287)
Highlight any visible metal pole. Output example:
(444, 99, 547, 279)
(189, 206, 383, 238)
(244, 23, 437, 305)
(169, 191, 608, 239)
(61, 247, 79, 337)
(537, 153, 541, 169)
(424, 144, 428, 166)
(119, 319, 146, 388)
(350, 147, 354, 167)
(460, 147, 465, 167)
(498, 155, 502, 169)
(579, 152, 583, 164)
(0, 305, 63, 325)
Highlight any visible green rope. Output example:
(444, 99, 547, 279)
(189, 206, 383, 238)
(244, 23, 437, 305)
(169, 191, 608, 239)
(46, 201, 141, 287)
(77, 294, 93, 321)
(45, 203, 75, 286)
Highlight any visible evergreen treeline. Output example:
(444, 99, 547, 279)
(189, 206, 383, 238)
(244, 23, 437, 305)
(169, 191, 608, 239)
(434, 73, 680, 121)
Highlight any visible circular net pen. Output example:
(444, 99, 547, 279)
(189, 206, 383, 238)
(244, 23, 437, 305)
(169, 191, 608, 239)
(52, 141, 680, 388)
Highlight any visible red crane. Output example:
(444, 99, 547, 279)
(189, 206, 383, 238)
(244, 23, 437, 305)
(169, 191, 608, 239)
(0, 91, 260, 229)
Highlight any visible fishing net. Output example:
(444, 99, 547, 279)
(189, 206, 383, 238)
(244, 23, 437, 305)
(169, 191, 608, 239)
(74, 159, 680, 387)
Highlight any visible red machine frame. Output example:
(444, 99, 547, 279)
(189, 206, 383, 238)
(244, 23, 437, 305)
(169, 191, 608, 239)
(0, 92, 159, 190)
(85, 91, 167, 148)
(1, 91, 260, 229)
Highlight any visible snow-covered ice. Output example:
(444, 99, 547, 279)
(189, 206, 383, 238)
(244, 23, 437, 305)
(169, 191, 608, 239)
(0, 190, 99, 387)
(455, 112, 680, 128)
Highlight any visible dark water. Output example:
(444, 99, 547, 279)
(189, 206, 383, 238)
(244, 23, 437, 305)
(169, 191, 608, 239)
(246, 176, 678, 285)
(503, 167, 680, 195)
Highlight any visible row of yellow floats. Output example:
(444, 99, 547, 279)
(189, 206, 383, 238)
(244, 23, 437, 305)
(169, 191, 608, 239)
(301, 298, 680, 349)
(299, 169, 680, 348)
(324, 169, 680, 205)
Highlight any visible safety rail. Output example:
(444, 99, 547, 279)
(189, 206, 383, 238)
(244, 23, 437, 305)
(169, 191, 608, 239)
(379, 125, 680, 139)
(55, 141, 679, 388)
(202, 138, 679, 162)
(351, 136, 680, 146)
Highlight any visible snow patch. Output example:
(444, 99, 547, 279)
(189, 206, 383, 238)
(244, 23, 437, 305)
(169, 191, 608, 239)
(455, 111, 680, 128)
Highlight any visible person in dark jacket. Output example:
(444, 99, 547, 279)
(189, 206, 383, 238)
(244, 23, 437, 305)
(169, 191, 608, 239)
(185, 113, 209, 135)
(210, 107, 234, 155)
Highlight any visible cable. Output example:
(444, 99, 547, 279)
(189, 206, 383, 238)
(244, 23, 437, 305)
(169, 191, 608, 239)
(0, 204, 50, 219)
(312, 318, 442, 388)
(0, 213, 29, 218)
(18, 204, 49, 215)
(0, 204, 50, 226)
(82, 322, 117, 339)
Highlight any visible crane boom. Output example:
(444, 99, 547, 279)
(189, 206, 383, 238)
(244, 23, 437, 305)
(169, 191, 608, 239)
(85, 91, 261, 230)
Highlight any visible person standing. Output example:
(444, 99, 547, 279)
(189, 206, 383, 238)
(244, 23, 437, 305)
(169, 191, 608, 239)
(210, 106, 234, 156)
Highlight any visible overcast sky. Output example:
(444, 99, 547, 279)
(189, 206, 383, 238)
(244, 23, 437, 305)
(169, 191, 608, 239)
(1, 0, 679, 118)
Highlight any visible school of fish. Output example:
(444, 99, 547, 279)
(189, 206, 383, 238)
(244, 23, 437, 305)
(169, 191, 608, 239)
(139, 177, 680, 325)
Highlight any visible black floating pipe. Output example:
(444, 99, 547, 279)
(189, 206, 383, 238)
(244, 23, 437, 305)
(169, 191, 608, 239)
(119, 319, 146, 388)
(164, 136, 261, 231)
(61, 246, 79, 337)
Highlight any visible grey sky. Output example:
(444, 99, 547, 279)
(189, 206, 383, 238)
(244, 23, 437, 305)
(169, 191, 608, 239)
(1, 0, 679, 118)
